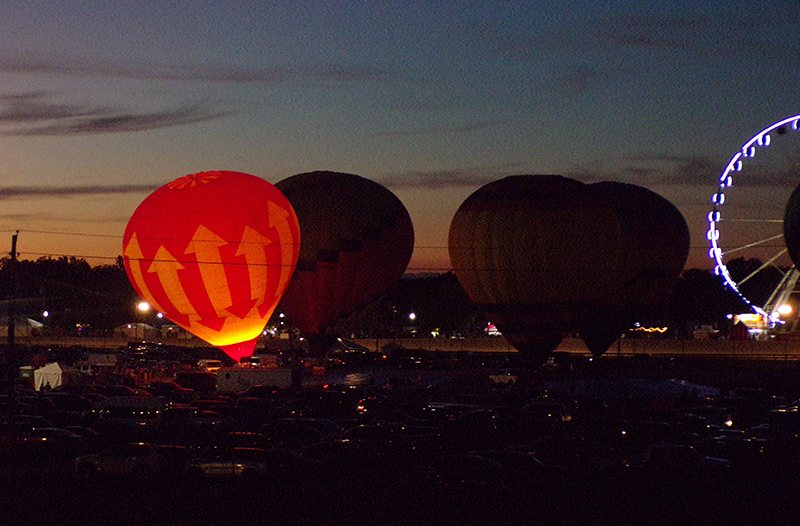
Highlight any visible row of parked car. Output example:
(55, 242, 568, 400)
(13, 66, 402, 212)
(5, 360, 800, 498)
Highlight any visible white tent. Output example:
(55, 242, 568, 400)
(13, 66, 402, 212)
(34, 362, 77, 391)
(0, 318, 45, 337)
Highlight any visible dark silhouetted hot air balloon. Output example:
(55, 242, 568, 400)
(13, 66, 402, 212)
(275, 171, 414, 351)
(784, 183, 800, 268)
(123, 171, 300, 362)
(579, 182, 690, 357)
(448, 175, 625, 363)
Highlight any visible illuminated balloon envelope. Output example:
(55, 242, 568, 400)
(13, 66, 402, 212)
(579, 182, 690, 356)
(448, 175, 624, 363)
(275, 171, 414, 346)
(123, 171, 300, 362)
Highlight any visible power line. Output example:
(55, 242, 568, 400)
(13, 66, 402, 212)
(8, 228, 785, 276)
(8, 228, 775, 251)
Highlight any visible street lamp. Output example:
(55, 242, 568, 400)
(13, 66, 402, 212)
(777, 304, 798, 332)
(407, 312, 417, 337)
(135, 301, 151, 341)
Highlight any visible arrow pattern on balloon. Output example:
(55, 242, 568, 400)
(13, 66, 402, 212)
(234, 225, 270, 317)
(269, 202, 295, 295)
(185, 224, 233, 310)
(123, 233, 166, 314)
(148, 245, 199, 327)
(143, 223, 292, 332)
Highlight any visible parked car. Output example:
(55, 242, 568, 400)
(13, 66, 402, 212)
(75, 442, 175, 478)
(185, 447, 273, 480)
(476, 449, 570, 484)
(624, 443, 732, 475)
(326, 342, 387, 367)
(198, 359, 223, 372)
(18, 427, 89, 456)
(144, 381, 195, 403)
(96, 384, 152, 398)
(419, 453, 520, 495)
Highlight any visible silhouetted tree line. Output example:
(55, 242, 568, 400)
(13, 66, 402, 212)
(0, 255, 778, 340)
(0, 255, 138, 336)
(338, 262, 762, 341)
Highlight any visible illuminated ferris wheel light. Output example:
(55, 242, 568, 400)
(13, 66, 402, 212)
(709, 114, 800, 323)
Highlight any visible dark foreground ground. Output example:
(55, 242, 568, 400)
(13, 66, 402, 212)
(1, 458, 798, 526)
(4, 355, 800, 526)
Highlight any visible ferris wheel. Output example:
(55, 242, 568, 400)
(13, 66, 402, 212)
(708, 114, 800, 327)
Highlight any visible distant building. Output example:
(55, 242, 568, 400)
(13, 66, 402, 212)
(114, 322, 157, 340)
(74, 352, 119, 375)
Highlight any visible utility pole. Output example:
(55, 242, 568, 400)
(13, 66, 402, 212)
(7, 231, 17, 394)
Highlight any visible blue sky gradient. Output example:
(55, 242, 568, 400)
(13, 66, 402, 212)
(0, 1, 799, 271)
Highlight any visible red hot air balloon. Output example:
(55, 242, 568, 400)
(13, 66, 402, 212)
(123, 171, 300, 362)
(275, 171, 414, 348)
(448, 175, 625, 363)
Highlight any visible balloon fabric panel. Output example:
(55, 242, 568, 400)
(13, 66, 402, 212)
(589, 181, 690, 311)
(275, 171, 414, 335)
(449, 175, 625, 309)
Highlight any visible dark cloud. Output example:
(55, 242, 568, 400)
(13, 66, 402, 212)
(670, 156, 723, 185)
(472, 12, 799, 101)
(567, 151, 800, 190)
(557, 67, 598, 94)
(0, 53, 392, 84)
(0, 93, 231, 135)
(599, 14, 800, 64)
(600, 16, 714, 51)
(566, 155, 722, 186)
(0, 184, 159, 200)
(0, 92, 110, 122)
(379, 163, 525, 189)
(551, 65, 624, 95)
(382, 157, 718, 190)
(7, 106, 230, 136)
(372, 120, 503, 138)
(0, 51, 389, 134)
(627, 155, 720, 185)
(563, 160, 615, 183)
(469, 21, 596, 59)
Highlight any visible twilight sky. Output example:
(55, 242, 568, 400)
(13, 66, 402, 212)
(1, 1, 799, 272)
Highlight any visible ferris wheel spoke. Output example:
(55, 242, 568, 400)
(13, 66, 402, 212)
(721, 233, 785, 257)
(738, 248, 788, 285)
(721, 219, 783, 223)
(764, 266, 799, 314)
